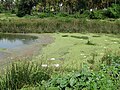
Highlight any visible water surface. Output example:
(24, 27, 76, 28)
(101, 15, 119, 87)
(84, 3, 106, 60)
(0, 34, 38, 49)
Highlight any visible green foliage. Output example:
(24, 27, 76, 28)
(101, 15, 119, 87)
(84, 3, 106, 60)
(102, 52, 120, 65)
(104, 4, 120, 18)
(56, 13, 69, 17)
(0, 53, 120, 89)
(0, 4, 4, 13)
(81, 10, 91, 18)
(0, 62, 51, 90)
(0, 18, 119, 34)
(0, 0, 119, 19)
(17, 0, 39, 17)
(37, 13, 54, 18)
(46, 63, 120, 90)
(90, 10, 105, 19)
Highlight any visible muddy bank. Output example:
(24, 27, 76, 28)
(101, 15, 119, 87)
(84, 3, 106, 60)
(0, 34, 54, 68)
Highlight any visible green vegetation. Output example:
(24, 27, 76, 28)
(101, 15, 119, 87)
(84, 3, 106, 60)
(0, 61, 51, 90)
(0, 17, 119, 34)
(34, 33, 120, 70)
(0, 53, 120, 90)
(0, 0, 119, 89)
(0, 0, 120, 19)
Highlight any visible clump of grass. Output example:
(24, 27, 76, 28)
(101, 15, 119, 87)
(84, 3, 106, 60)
(62, 35, 69, 37)
(92, 35, 101, 37)
(101, 51, 120, 65)
(87, 52, 98, 65)
(71, 35, 89, 39)
(86, 40, 96, 45)
(0, 61, 51, 90)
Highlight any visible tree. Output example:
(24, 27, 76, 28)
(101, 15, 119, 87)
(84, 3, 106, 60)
(17, 0, 40, 17)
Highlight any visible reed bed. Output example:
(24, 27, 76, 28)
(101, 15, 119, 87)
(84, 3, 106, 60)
(0, 18, 119, 34)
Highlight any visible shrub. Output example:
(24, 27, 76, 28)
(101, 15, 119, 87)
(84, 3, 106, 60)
(0, 4, 4, 13)
(37, 12, 54, 18)
(89, 10, 105, 19)
(81, 10, 91, 18)
(17, 10, 26, 17)
(102, 52, 120, 66)
(56, 12, 69, 17)
(38, 13, 48, 18)
(71, 12, 81, 18)
(42, 53, 120, 90)
(104, 4, 120, 18)
(46, 64, 120, 90)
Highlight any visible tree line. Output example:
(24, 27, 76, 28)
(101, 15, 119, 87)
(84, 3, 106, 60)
(0, 0, 120, 17)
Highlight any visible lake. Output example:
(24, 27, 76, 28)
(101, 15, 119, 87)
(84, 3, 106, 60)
(0, 34, 38, 49)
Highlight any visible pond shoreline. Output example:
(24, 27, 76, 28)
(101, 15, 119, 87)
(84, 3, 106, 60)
(0, 33, 54, 68)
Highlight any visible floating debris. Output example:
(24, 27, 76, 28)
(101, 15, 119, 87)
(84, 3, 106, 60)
(50, 58, 56, 60)
(113, 42, 118, 44)
(103, 47, 107, 49)
(52, 64, 60, 67)
(80, 54, 84, 56)
(41, 64, 48, 67)
(42, 64, 60, 68)
(48, 58, 64, 61)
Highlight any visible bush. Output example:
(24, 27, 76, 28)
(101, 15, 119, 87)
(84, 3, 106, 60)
(81, 10, 91, 18)
(17, 10, 26, 17)
(104, 4, 120, 18)
(102, 52, 120, 65)
(56, 12, 69, 17)
(37, 12, 54, 18)
(71, 12, 81, 18)
(46, 64, 120, 90)
(0, 4, 4, 13)
(90, 10, 105, 19)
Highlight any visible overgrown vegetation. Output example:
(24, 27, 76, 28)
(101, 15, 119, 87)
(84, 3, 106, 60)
(0, 61, 51, 90)
(0, 18, 119, 34)
(0, 52, 119, 90)
(0, 0, 119, 90)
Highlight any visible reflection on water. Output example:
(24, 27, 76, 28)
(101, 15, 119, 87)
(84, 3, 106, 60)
(0, 34, 38, 49)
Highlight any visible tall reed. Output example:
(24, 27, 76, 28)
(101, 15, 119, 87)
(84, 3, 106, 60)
(0, 61, 51, 90)
(0, 18, 119, 34)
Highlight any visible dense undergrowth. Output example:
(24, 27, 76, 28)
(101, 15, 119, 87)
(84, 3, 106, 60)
(0, 52, 119, 90)
(0, 18, 120, 34)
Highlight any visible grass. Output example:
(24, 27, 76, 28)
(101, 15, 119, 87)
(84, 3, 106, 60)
(0, 13, 120, 34)
(0, 13, 119, 89)
(0, 53, 119, 90)
(34, 33, 120, 70)
(0, 61, 51, 90)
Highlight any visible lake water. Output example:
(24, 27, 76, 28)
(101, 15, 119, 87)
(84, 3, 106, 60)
(0, 34, 38, 49)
